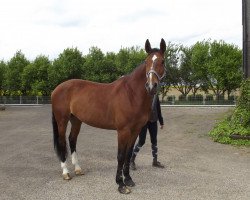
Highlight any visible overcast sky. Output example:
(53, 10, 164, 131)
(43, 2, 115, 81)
(0, 0, 242, 60)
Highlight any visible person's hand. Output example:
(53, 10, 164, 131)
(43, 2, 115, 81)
(160, 125, 164, 129)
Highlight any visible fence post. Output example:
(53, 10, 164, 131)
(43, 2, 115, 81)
(36, 96, 39, 104)
(203, 95, 205, 105)
(172, 95, 175, 105)
(20, 96, 22, 104)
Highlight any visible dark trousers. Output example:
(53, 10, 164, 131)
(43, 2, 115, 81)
(132, 121, 158, 159)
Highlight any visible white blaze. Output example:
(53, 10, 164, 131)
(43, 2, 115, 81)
(149, 55, 158, 89)
(152, 55, 157, 62)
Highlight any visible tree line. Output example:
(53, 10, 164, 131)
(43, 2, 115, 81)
(0, 40, 243, 99)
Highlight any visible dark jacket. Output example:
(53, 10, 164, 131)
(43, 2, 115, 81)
(149, 96, 164, 125)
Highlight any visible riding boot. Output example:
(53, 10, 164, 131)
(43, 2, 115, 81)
(152, 157, 165, 168)
(130, 154, 136, 170)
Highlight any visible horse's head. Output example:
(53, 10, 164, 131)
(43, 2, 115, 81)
(144, 38, 166, 95)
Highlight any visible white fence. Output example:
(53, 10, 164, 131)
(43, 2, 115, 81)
(0, 95, 237, 106)
(0, 96, 51, 105)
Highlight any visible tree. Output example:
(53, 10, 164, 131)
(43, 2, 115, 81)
(115, 46, 146, 76)
(0, 61, 7, 95)
(207, 40, 243, 99)
(83, 47, 107, 82)
(165, 43, 193, 97)
(160, 42, 180, 101)
(103, 52, 119, 82)
(5, 51, 30, 95)
(49, 47, 85, 89)
(190, 40, 211, 95)
(22, 55, 51, 95)
(176, 46, 193, 96)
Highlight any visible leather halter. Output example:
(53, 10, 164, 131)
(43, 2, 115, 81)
(146, 68, 166, 81)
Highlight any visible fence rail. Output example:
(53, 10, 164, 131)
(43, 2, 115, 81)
(0, 96, 51, 105)
(0, 95, 237, 106)
(161, 96, 237, 106)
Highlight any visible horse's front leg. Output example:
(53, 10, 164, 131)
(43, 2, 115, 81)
(123, 134, 138, 187)
(116, 130, 131, 194)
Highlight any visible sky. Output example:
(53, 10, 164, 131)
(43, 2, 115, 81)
(0, 0, 242, 60)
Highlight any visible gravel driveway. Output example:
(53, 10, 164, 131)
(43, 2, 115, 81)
(0, 105, 249, 200)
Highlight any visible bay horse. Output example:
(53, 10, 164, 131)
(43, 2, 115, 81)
(51, 39, 166, 194)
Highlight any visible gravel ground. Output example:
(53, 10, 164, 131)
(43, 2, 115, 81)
(0, 105, 249, 200)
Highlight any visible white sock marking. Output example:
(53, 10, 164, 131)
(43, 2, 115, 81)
(61, 162, 69, 175)
(72, 151, 81, 171)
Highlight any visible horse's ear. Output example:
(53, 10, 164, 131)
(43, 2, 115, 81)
(145, 39, 152, 54)
(160, 38, 166, 53)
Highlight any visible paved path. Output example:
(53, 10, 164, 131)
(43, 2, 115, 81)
(0, 105, 249, 200)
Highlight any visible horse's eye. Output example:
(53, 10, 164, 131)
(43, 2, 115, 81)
(162, 60, 165, 64)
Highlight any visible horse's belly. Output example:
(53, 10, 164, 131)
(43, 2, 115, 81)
(82, 115, 116, 130)
(72, 105, 116, 130)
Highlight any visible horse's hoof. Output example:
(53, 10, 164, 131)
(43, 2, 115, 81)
(62, 173, 72, 180)
(75, 169, 84, 176)
(124, 179, 135, 187)
(118, 186, 131, 194)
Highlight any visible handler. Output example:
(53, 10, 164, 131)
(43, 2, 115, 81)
(130, 95, 164, 170)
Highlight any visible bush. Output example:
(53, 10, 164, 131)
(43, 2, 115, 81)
(209, 79, 250, 146)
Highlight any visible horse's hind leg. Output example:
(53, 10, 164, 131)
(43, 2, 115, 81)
(52, 113, 71, 180)
(69, 114, 84, 176)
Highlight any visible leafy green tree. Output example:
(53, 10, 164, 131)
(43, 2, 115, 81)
(115, 46, 146, 76)
(176, 46, 193, 96)
(207, 40, 243, 99)
(5, 51, 30, 95)
(0, 61, 7, 95)
(165, 43, 193, 97)
(22, 55, 51, 95)
(125, 46, 146, 73)
(190, 40, 210, 95)
(84, 47, 121, 83)
(103, 52, 119, 82)
(161, 42, 180, 100)
(115, 48, 130, 76)
(83, 47, 105, 82)
(49, 47, 85, 89)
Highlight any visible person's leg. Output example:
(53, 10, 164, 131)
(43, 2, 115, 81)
(130, 124, 147, 170)
(148, 122, 164, 168)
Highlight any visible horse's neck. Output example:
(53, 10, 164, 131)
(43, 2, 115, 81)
(126, 63, 153, 106)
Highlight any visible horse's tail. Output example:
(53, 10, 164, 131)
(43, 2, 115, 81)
(52, 112, 67, 161)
